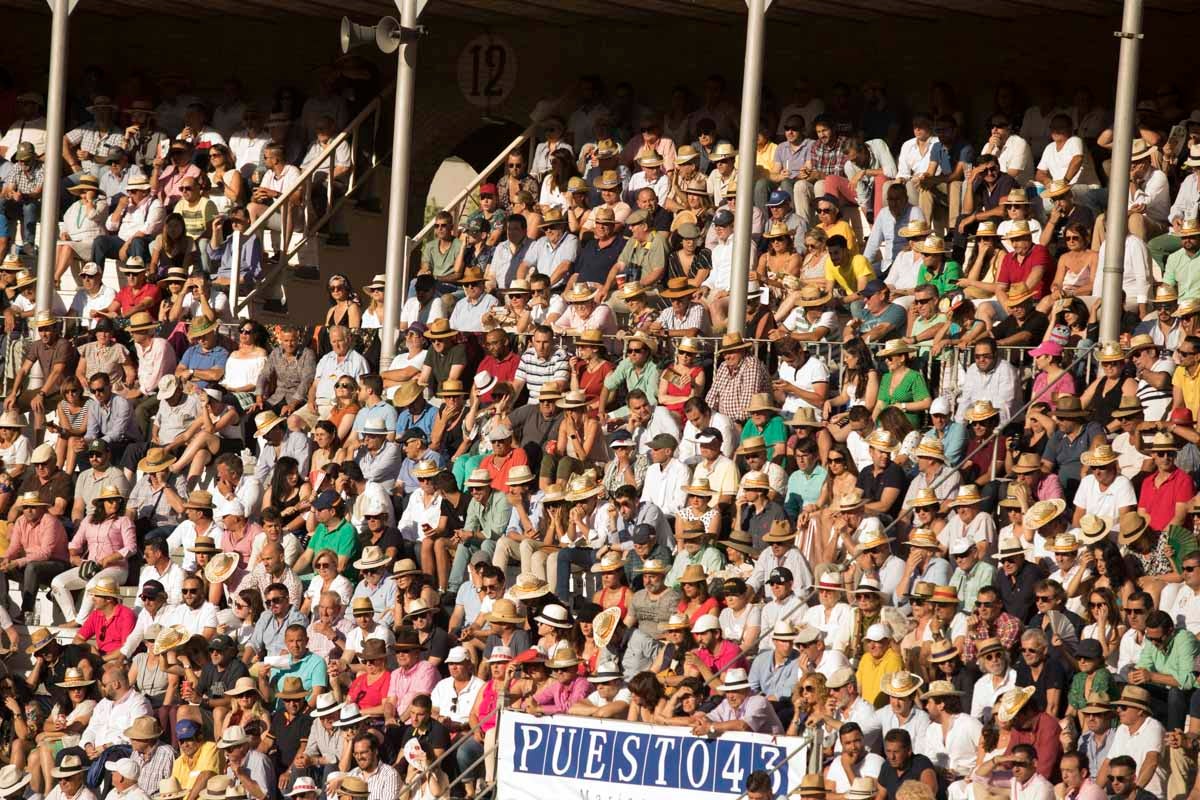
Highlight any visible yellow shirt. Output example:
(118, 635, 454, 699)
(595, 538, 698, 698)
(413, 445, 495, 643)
(856, 647, 903, 706)
(820, 219, 860, 254)
(1175, 364, 1200, 420)
(172, 742, 223, 790)
(823, 253, 874, 294)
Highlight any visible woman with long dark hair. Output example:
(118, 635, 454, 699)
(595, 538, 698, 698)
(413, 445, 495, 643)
(823, 337, 879, 417)
(538, 148, 578, 211)
(263, 456, 305, 532)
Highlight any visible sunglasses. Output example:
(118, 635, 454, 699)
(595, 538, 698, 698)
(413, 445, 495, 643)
(1020, 647, 1042, 654)
(816, 207, 835, 214)
(1064, 235, 1082, 242)
(182, 588, 202, 595)
(1089, 602, 1106, 608)
(1035, 595, 1054, 603)
(266, 596, 287, 604)
(336, 382, 355, 389)
(316, 562, 334, 569)
(1126, 607, 1147, 615)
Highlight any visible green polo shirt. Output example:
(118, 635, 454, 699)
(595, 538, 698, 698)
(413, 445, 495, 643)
(949, 559, 996, 612)
(308, 518, 360, 580)
(604, 358, 661, 404)
(465, 490, 512, 541)
(1164, 248, 1200, 301)
(1136, 628, 1199, 689)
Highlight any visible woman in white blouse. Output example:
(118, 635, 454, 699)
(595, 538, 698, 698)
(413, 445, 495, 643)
(802, 573, 853, 653)
(301, 547, 354, 614)
(54, 176, 109, 285)
(224, 321, 269, 440)
(717, 578, 761, 651)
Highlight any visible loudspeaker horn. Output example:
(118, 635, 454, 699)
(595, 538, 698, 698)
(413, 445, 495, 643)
(340, 16, 379, 53)
(374, 16, 402, 54)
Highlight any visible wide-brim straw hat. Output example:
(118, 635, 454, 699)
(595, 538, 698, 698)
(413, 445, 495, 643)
(1044, 179, 1072, 199)
(67, 175, 106, 197)
(1082, 444, 1119, 467)
(947, 485, 984, 509)
(1022, 499, 1067, 533)
(55, 668, 96, 688)
(717, 331, 753, 353)
(52, 753, 87, 779)
(746, 393, 779, 414)
(898, 220, 933, 239)
(224, 676, 262, 699)
(880, 671, 924, 698)
(1118, 509, 1152, 545)
(556, 390, 590, 410)
(510, 574, 551, 600)
(253, 410, 287, 438)
(995, 685, 1037, 723)
(864, 429, 899, 454)
(762, 520, 794, 543)
(913, 235, 951, 255)
(1001, 220, 1034, 241)
(927, 585, 960, 605)
(137, 447, 176, 474)
(565, 472, 603, 502)
(876, 340, 915, 359)
(963, 400, 1000, 423)
(920, 680, 962, 700)
(636, 559, 669, 575)
(1047, 533, 1082, 553)
(721, 530, 756, 556)
(1078, 514, 1111, 545)
(89, 576, 122, 598)
(661, 277, 699, 299)
(913, 439, 946, 462)
(907, 488, 940, 508)
(837, 489, 866, 512)
(1079, 694, 1114, 714)
(187, 315, 219, 339)
(353, 545, 391, 571)
(152, 624, 190, 656)
(546, 647, 581, 670)
(204, 552, 239, 585)
(929, 641, 961, 664)
(562, 284, 595, 304)
(590, 551, 625, 574)
(592, 607, 621, 648)
(678, 564, 708, 584)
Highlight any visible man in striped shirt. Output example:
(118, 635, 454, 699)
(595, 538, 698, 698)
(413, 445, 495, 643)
(513, 326, 570, 404)
(346, 734, 401, 800)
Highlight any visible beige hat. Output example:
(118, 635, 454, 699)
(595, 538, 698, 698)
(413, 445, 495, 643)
(1023, 499, 1067, 531)
(879, 670, 924, 698)
(995, 686, 1037, 723)
(204, 552, 239, 584)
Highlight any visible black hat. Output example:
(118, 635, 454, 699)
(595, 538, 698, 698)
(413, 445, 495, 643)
(767, 567, 794, 585)
(87, 439, 110, 453)
(208, 634, 236, 652)
(393, 626, 421, 651)
(631, 523, 656, 545)
(402, 427, 428, 444)
(712, 209, 734, 227)
(1075, 638, 1103, 661)
(139, 580, 165, 601)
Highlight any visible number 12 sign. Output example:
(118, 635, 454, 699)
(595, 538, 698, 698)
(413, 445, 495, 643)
(457, 34, 518, 108)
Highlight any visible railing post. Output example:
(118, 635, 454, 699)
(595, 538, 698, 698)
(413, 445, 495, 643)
(381, 0, 420, 365)
(35, 0, 73, 315)
(401, 234, 412, 307)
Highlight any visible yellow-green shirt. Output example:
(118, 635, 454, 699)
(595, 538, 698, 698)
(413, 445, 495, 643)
(856, 647, 903, 707)
(172, 741, 222, 790)
(824, 253, 874, 294)
(1175, 364, 1200, 420)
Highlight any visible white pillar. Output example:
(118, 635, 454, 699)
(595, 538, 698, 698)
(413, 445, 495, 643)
(35, 0, 72, 313)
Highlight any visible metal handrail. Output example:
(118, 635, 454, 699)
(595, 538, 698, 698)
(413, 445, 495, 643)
(230, 81, 397, 314)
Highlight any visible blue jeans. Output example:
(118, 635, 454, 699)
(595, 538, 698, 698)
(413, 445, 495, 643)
(448, 537, 497, 595)
(554, 547, 597, 598)
(0, 198, 38, 252)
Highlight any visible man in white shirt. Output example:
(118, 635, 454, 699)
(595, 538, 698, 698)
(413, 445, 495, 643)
(625, 154, 669, 206)
(1116, 591, 1152, 679)
(955, 341, 1022, 425)
(80, 665, 154, 753)
(981, 114, 1034, 185)
(774, 339, 829, 418)
(825, 667, 882, 753)
(1095, 141, 1170, 249)
(1035, 115, 1087, 188)
(0, 92, 47, 159)
(104, 757, 152, 800)
(249, 143, 301, 233)
(916, 681, 981, 786)
(875, 671, 930, 750)
(120, 580, 175, 659)
(1093, 234, 1152, 313)
(640, 434, 688, 521)
(162, 574, 218, 638)
(1168, 551, 1200, 634)
(136, 538, 185, 608)
(1072, 445, 1138, 529)
(91, 176, 164, 264)
(1099, 686, 1165, 797)
(1007, 745, 1055, 800)
(679, 397, 738, 461)
(310, 326, 371, 417)
(895, 114, 945, 227)
(430, 647, 485, 729)
(228, 109, 271, 180)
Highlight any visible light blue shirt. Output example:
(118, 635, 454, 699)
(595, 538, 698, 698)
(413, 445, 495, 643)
(864, 203, 925, 274)
(353, 400, 399, 435)
(748, 650, 800, 699)
(784, 466, 827, 518)
(270, 651, 329, 709)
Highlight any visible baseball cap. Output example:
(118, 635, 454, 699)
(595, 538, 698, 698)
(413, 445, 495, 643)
(1029, 341, 1063, 359)
(631, 523, 656, 545)
(767, 567, 794, 585)
(445, 646, 471, 664)
(105, 758, 140, 781)
(648, 433, 678, 450)
(479, 183, 497, 197)
(30, 443, 55, 464)
(87, 439, 110, 453)
(209, 634, 235, 652)
(794, 625, 821, 644)
(104, 148, 127, 164)
(864, 623, 891, 642)
(691, 615, 720, 634)
(766, 190, 789, 207)
(79, 261, 100, 276)
(608, 429, 634, 448)
(402, 427, 428, 444)
(696, 426, 723, 446)
(1075, 638, 1103, 661)
(176, 719, 200, 741)
(464, 218, 486, 236)
(949, 538, 974, 557)
(139, 580, 165, 601)
(930, 397, 951, 416)
(827, 667, 855, 689)
(712, 209, 734, 227)
(487, 423, 513, 442)
(157, 374, 180, 401)
(860, 279, 886, 298)
(312, 490, 341, 511)
(1170, 407, 1195, 427)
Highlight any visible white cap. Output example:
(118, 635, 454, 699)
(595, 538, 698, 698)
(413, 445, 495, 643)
(691, 614, 720, 634)
(221, 500, 247, 518)
(864, 623, 891, 642)
(30, 443, 55, 464)
(105, 758, 140, 781)
(204, 387, 223, 401)
(827, 667, 855, 689)
(445, 646, 470, 664)
(361, 495, 388, 517)
(949, 538, 974, 556)
(157, 374, 179, 401)
(930, 396, 951, 416)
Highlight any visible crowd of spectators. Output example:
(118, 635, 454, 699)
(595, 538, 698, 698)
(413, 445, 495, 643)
(0, 70, 1198, 800)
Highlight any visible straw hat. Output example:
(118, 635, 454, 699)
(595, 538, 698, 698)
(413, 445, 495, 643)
(483, 598, 523, 625)
(1022, 498, 1067, 531)
(1011, 452, 1043, 474)
(546, 646, 581, 670)
(947, 485, 984, 509)
(864, 429, 899, 453)
(711, 142, 737, 161)
(913, 438, 946, 462)
(276, 676, 309, 700)
(187, 315, 218, 339)
(184, 490, 215, 510)
(510, 573, 551, 600)
(1044, 179, 1072, 199)
(1001, 189, 1029, 205)
(913, 234, 951, 255)
(154, 779, 187, 800)
(204, 552, 239, 584)
(995, 537, 1032, 560)
(717, 331, 753, 353)
(89, 576, 122, 599)
(963, 400, 1000, 423)
(995, 686, 1037, 723)
(796, 285, 832, 307)
(13, 270, 36, 290)
(677, 336, 704, 355)
(763, 221, 791, 240)
(876, 340, 915, 359)
(746, 393, 779, 415)
(593, 170, 622, 190)
(253, 410, 287, 438)
(562, 284, 595, 304)
(787, 407, 821, 428)
(30, 310, 58, 330)
(796, 774, 827, 797)
(390, 558, 420, 578)
(1130, 138, 1154, 162)
(1082, 444, 1119, 467)
(762, 520, 793, 543)
(927, 585, 960, 605)
(1147, 431, 1177, 452)
(898, 219, 932, 239)
(1095, 341, 1126, 363)
(1117, 510, 1152, 545)
(836, 489, 866, 512)
(1001, 220, 1034, 240)
(879, 671, 924, 698)
(720, 530, 756, 557)
(853, 576, 883, 596)
(636, 558, 669, 575)
(1175, 299, 1200, 318)
(125, 716, 164, 741)
(464, 468, 492, 488)
(1079, 693, 1114, 714)
(683, 476, 715, 498)
(25, 627, 57, 654)
(423, 319, 457, 339)
(52, 752, 88, 779)
(736, 435, 769, 457)
(908, 581, 935, 601)
(555, 390, 590, 410)
(1109, 394, 1144, 419)
(0, 411, 24, 430)
(310, 693, 343, 719)
(224, 676, 262, 699)
(565, 471, 603, 501)
(907, 528, 940, 550)
(336, 777, 370, 799)
(920, 680, 962, 700)
(907, 488, 940, 508)
(929, 641, 961, 664)
(678, 564, 708, 584)
(592, 607, 621, 648)
(56, 667, 96, 688)
(716, 667, 752, 692)
(137, 447, 176, 474)
(1046, 533, 1082, 553)
(856, 526, 892, 553)
(15, 490, 48, 509)
(1078, 514, 1111, 545)
(152, 625, 190, 656)
(660, 276, 699, 299)
(660, 613, 690, 632)
(455, 267, 485, 285)
(353, 545, 390, 571)
(590, 551, 625, 574)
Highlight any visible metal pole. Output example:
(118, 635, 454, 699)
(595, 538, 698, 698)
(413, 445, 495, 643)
(229, 229, 242, 314)
(1100, 0, 1143, 342)
(35, 0, 71, 314)
(380, 0, 419, 365)
(727, 0, 767, 335)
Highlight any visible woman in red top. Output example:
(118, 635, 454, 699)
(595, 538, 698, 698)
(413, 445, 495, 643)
(345, 638, 392, 715)
(591, 551, 631, 617)
(677, 563, 719, 623)
(570, 329, 613, 417)
(658, 338, 705, 416)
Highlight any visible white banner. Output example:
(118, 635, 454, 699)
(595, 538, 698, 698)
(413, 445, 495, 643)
(496, 711, 813, 800)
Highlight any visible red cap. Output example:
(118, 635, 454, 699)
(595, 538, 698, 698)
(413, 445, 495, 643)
(479, 183, 497, 196)
(1170, 407, 1195, 426)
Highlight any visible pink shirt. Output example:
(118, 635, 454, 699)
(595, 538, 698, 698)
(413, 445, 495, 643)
(69, 516, 136, 564)
(1065, 779, 1106, 800)
(222, 523, 260, 569)
(6, 513, 69, 565)
(156, 163, 201, 207)
(620, 136, 678, 172)
(532, 676, 590, 714)
(386, 662, 439, 714)
(693, 640, 748, 674)
(78, 604, 137, 654)
(136, 337, 177, 396)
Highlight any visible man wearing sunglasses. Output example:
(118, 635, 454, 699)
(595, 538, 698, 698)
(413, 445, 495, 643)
(958, 153, 1017, 237)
